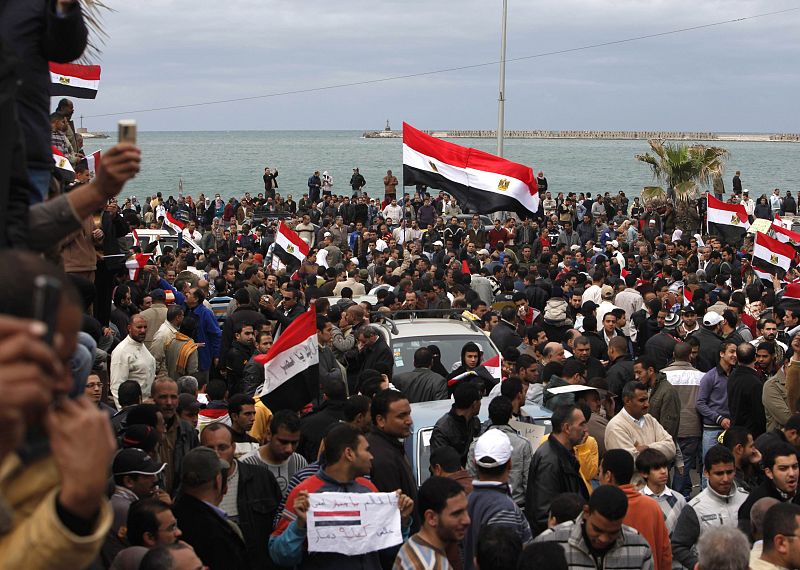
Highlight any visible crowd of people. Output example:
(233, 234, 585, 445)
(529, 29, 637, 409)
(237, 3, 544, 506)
(6, 4, 800, 570)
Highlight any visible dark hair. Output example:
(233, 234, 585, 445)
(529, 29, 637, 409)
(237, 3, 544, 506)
(488, 396, 513, 426)
(344, 395, 371, 422)
(371, 389, 407, 425)
(548, 492, 587, 525)
(601, 449, 635, 485)
(587, 485, 628, 521)
(206, 379, 227, 401)
(166, 305, 184, 322)
(270, 409, 301, 435)
(413, 347, 434, 368)
(126, 404, 160, 428)
(704, 444, 736, 471)
(359, 369, 386, 400)
(551, 404, 578, 435)
(635, 448, 670, 474)
(763, 442, 798, 470)
(316, 314, 331, 331)
(228, 394, 254, 416)
(763, 503, 800, 553)
(417, 476, 466, 518)
(475, 525, 523, 570)
(321, 375, 348, 401)
(322, 423, 363, 465)
(517, 542, 567, 570)
(722, 427, 752, 452)
(622, 381, 649, 400)
(453, 382, 481, 409)
(562, 359, 585, 379)
(127, 498, 173, 547)
(140, 542, 194, 570)
(118, 380, 143, 407)
(500, 376, 524, 400)
(634, 355, 656, 372)
(429, 446, 462, 473)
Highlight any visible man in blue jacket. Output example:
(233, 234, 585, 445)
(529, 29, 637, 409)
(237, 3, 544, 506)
(185, 286, 221, 385)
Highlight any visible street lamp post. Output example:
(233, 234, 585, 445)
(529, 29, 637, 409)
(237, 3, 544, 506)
(496, 0, 508, 157)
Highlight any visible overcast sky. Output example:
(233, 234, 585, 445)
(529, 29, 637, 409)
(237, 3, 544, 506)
(76, 0, 800, 132)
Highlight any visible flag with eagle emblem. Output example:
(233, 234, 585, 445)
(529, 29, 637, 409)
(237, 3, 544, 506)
(274, 221, 310, 268)
(753, 230, 796, 280)
(706, 193, 750, 245)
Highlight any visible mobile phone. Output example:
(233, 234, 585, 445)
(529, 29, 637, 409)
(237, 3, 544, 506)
(118, 119, 137, 144)
(33, 275, 61, 346)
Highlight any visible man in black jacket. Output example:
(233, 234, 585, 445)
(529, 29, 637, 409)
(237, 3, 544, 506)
(526, 403, 590, 534)
(345, 324, 393, 392)
(0, 0, 87, 201)
(691, 312, 725, 372)
(737, 442, 800, 533)
(173, 446, 252, 570)
(645, 311, 681, 370)
(490, 306, 524, 353)
(430, 383, 482, 466)
(224, 321, 255, 396)
(297, 376, 348, 462)
(201, 424, 281, 570)
(219, 289, 267, 368)
(261, 285, 305, 338)
(728, 343, 767, 438)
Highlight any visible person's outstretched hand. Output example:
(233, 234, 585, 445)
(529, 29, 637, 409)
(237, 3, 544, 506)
(47, 397, 116, 520)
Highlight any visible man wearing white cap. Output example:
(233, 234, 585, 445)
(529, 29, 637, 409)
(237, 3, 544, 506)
(691, 312, 726, 373)
(463, 429, 532, 570)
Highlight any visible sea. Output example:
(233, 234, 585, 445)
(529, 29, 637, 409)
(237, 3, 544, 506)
(87, 131, 800, 203)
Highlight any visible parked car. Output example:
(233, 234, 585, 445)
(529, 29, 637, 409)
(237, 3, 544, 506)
(406, 397, 552, 485)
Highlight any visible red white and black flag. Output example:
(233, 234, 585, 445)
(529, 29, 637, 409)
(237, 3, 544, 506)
(49, 63, 101, 99)
(255, 307, 319, 411)
(753, 231, 796, 279)
(706, 194, 750, 244)
(273, 221, 310, 268)
(772, 223, 800, 249)
(162, 211, 185, 234)
(402, 122, 539, 217)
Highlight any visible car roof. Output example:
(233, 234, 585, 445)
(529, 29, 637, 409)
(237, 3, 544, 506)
(409, 396, 553, 428)
(392, 318, 486, 338)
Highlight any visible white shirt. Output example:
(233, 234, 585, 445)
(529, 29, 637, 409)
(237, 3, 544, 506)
(382, 204, 402, 221)
(110, 335, 157, 407)
(582, 284, 602, 305)
(621, 406, 646, 429)
(182, 228, 202, 242)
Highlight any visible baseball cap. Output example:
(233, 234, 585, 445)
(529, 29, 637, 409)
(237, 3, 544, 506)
(601, 285, 614, 300)
(181, 447, 230, 487)
(177, 393, 202, 414)
(582, 300, 599, 312)
(610, 240, 619, 248)
(120, 425, 160, 453)
(324, 232, 332, 237)
(681, 305, 697, 315)
(570, 244, 580, 251)
(477, 249, 490, 256)
(112, 448, 166, 477)
(474, 429, 513, 468)
(433, 240, 444, 246)
(703, 312, 724, 327)
(359, 269, 369, 279)
(663, 313, 681, 329)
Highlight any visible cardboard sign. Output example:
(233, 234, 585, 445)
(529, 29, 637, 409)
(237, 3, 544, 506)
(307, 492, 402, 555)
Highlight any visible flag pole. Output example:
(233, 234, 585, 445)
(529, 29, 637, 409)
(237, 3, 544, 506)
(496, 0, 508, 158)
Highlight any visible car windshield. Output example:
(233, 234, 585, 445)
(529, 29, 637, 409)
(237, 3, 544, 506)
(391, 334, 498, 376)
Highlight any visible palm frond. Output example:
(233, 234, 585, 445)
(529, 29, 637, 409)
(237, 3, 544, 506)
(78, 0, 113, 63)
(641, 186, 666, 206)
(673, 181, 699, 203)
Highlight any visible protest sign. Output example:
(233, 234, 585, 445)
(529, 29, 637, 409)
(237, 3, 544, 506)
(307, 492, 402, 555)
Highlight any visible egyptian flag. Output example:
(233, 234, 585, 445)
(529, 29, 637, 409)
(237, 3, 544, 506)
(779, 282, 800, 313)
(82, 150, 101, 175)
(402, 122, 539, 216)
(706, 194, 750, 244)
(753, 231, 796, 279)
(775, 213, 789, 229)
(772, 223, 800, 249)
(255, 307, 319, 411)
(52, 146, 74, 174)
(49, 63, 101, 99)
(482, 354, 502, 382)
(274, 221, 310, 268)
(163, 211, 184, 234)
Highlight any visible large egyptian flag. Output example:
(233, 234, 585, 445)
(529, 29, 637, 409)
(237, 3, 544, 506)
(706, 194, 750, 244)
(753, 231, 796, 279)
(163, 211, 185, 234)
(402, 122, 539, 217)
(274, 221, 310, 268)
(49, 63, 101, 99)
(255, 307, 319, 411)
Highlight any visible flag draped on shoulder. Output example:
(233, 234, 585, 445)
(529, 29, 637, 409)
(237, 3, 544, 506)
(402, 122, 539, 217)
(49, 62, 101, 99)
(706, 193, 750, 244)
(274, 221, 310, 267)
(753, 231, 796, 279)
(255, 307, 319, 411)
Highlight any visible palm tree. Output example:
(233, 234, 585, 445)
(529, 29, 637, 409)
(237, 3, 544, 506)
(636, 139, 730, 233)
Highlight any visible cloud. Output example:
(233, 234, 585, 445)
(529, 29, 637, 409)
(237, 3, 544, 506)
(77, 0, 800, 132)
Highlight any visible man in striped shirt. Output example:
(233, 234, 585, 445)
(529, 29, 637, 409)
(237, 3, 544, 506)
(394, 477, 470, 570)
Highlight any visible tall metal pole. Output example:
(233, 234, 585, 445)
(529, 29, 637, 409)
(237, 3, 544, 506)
(496, 0, 508, 157)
